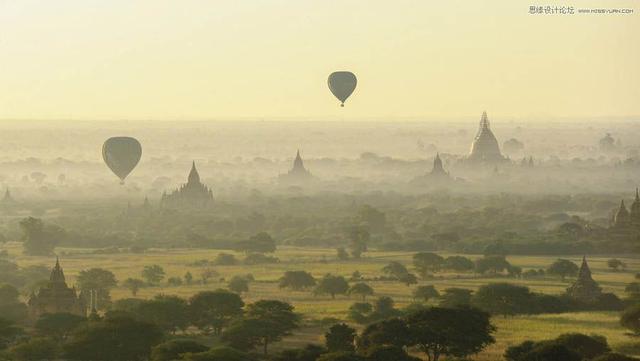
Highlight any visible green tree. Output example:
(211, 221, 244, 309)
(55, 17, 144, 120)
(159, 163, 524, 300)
(336, 247, 349, 261)
(347, 282, 374, 301)
(222, 300, 299, 356)
(620, 304, 640, 335)
(122, 278, 145, 296)
(35, 313, 86, 341)
(77, 268, 118, 308)
(608, 259, 626, 272)
(325, 323, 356, 352)
(547, 259, 579, 281)
(142, 265, 165, 285)
(9, 337, 59, 361)
(227, 276, 249, 294)
(348, 227, 369, 259)
(314, 274, 349, 299)
(357, 318, 411, 352)
(137, 295, 190, 334)
(382, 261, 409, 280)
(279, 271, 316, 291)
(213, 253, 238, 266)
(64, 316, 163, 361)
(181, 347, 255, 361)
(236, 232, 276, 254)
(442, 256, 474, 272)
(413, 252, 444, 278)
(189, 289, 244, 335)
(472, 283, 533, 317)
(405, 307, 496, 361)
(150, 339, 208, 361)
(184, 271, 194, 285)
(475, 256, 511, 275)
(413, 285, 440, 302)
(0, 318, 22, 350)
(439, 288, 473, 308)
(19, 217, 58, 256)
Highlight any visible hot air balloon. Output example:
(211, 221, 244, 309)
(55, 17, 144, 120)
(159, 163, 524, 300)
(102, 137, 142, 184)
(328, 71, 357, 107)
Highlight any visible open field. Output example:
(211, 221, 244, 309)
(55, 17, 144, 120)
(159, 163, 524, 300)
(3, 242, 640, 359)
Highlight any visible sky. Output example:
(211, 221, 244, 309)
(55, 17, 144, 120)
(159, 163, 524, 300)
(0, 0, 638, 121)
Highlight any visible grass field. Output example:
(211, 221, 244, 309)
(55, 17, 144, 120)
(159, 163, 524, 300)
(3, 242, 639, 360)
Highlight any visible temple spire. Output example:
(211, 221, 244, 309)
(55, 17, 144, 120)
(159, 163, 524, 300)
(188, 161, 200, 184)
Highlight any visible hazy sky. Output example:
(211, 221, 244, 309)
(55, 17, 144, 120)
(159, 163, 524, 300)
(0, 0, 638, 121)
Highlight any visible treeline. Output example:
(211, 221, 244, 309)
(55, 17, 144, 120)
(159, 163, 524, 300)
(2, 190, 637, 254)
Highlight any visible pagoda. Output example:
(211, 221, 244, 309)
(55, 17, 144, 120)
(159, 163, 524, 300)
(566, 256, 602, 302)
(467, 111, 506, 163)
(27, 258, 86, 319)
(161, 161, 214, 209)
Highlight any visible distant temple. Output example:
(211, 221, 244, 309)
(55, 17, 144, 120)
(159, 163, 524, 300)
(279, 150, 313, 183)
(566, 256, 602, 302)
(467, 111, 506, 163)
(27, 258, 86, 319)
(429, 153, 450, 179)
(161, 161, 214, 209)
(612, 189, 640, 228)
(1, 188, 16, 205)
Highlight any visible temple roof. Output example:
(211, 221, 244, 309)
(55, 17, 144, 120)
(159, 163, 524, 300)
(49, 257, 66, 283)
(468, 111, 504, 162)
(188, 161, 201, 184)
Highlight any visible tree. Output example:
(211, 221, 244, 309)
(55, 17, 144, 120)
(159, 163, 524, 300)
(273, 344, 326, 361)
(189, 289, 244, 335)
(167, 277, 183, 286)
(547, 259, 579, 281)
(592, 353, 640, 361)
(381, 261, 409, 280)
(625, 282, 640, 301)
(9, 337, 59, 361)
(413, 252, 444, 277)
(520, 343, 581, 361)
(325, 323, 356, 352)
(236, 232, 276, 254)
(472, 283, 533, 317)
(405, 307, 496, 361)
(314, 274, 349, 299)
(555, 333, 610, 360)
(317, 352, 366, 361)
(77, 268, 118, 308)
(35, 313, 86, 341)
(122, 278, 145, 296)
(227, 276, 249, 294)
(366, 346, 422, 361)
(348, 227, 369, 259)
(357, 318, 411, 352)
(608, 259, 626, 272)
(184, 271, 194, 285)
(150, 339, 208, 361)
(0, 318, 22, 350)
(442, 256, 474, 272)
(222, 300, 299, 355)
(336, 247, 349, 261)
(357, 205, 386, 233)
(439, 288, 473, 308)
(279, 271, 316, 291)
(413, 285, 440, 302)
(347, 282, 374, 301)
(620, 304, 640, 335)
(181, 347, 255, 361)
(142, 265, 165, 285)
(0, 284, 20, 306)
(475, 256, 511, 275)
(19, 217, 58, 256)
(399, 273, 418, 286)
(64, 316, 163, 361)
(136, 295, 190, 334)
(214, 253, 238, 266)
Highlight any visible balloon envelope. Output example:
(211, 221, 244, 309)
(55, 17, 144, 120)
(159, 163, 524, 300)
(328, 71, 357, 106)
(102, 137, 142, 183)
